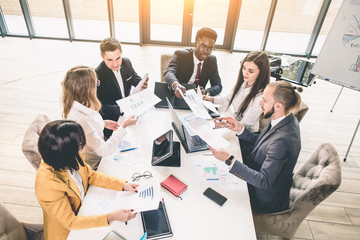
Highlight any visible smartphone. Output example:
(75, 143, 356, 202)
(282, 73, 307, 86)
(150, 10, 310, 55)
(103, 230, 127, 240)
(203, 187, 227, 206)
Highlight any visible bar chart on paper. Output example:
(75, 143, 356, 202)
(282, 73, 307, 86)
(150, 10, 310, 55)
(138, 186, 154, 199)
(192, 160, 238, 184)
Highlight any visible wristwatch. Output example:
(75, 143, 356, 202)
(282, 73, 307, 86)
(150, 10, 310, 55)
(225, 155, 234, 166)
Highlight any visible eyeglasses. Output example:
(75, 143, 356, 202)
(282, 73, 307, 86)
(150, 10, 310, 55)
(198, 42, 215, 53)
(132, 171, 153, 182)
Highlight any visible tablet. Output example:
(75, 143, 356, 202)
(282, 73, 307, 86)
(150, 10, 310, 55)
(151, 130, 173, 166)
(141, 201, 173, 239)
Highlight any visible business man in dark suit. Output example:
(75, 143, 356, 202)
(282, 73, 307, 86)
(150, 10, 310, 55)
(95, 37, 148, 137)
(210, 81, 303, 214)
(164, 27, 222, 97)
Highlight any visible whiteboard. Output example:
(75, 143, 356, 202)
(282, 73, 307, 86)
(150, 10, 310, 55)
(312, 0, 360, 91)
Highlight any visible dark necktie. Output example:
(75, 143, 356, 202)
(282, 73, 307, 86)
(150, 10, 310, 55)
(264, 123, 272, 135)
(194, 62, 201, 86)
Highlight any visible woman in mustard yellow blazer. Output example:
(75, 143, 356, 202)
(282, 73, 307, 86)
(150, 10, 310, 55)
(35, 120, 138, 240)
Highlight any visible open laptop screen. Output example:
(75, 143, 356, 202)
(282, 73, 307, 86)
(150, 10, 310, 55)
(166, 97, 185, 142)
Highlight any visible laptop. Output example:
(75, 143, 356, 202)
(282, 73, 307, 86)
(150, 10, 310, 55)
(154, 82, 196, 110)
(166, 98, 209, 153)
(151, 130, 180, 167)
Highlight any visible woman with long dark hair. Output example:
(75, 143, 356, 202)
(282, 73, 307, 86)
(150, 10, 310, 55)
(204, 51, 270, 132)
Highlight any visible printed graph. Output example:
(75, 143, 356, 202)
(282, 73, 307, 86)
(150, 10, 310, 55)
(138, 186, 154, 199)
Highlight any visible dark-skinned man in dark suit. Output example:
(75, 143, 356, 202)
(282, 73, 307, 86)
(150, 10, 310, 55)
(164, 27, 222, 98)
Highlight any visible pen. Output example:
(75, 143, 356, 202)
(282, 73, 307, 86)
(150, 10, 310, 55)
(120, 147, 137, 152)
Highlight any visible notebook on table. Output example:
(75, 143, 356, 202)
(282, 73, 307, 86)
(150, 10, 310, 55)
(154, 82, 195, 110)
(161, 174, 188, 199)
(166, 97, 209, 153)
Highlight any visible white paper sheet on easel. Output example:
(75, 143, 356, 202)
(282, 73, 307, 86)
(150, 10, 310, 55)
(116, 89, 161, 116)
(132, 73, 149, 94)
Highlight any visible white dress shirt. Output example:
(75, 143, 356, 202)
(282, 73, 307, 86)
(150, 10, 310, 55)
(67, 169, 85, 201)
(113, 67, 125, 97)
(67, 101, 127, 169)
(213, 82, 263, 132)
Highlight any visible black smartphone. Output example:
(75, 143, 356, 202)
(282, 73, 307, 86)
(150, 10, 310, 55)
(203, 187, 227, 206)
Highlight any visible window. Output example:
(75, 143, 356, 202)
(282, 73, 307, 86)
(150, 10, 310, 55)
(233, 0, 272, 51)
(27, 0, 68, 38)
(69, 0, 109, 40)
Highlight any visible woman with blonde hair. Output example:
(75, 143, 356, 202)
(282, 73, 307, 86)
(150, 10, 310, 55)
(62, 65, 137, 169)
(204, 51, 270, 132)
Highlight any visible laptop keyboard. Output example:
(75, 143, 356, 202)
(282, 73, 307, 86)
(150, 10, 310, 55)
(183, 127, 208, 151)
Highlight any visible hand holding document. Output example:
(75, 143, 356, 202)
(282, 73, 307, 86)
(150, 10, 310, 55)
(132, 73, 149, 94)
(196, 85, 219, 114)
(115, 179, 160, 212)
(182, 113, 230, 149)
(116, 89, 161, 116)
(182, 89, 212, 119)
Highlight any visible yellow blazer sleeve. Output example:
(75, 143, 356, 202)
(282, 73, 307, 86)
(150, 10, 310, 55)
(83, 162, 127, 191)
(35, 171, 109, 231)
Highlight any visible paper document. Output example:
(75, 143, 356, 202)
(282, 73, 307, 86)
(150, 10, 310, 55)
(116, 89, 161, 116)
(115, 179, 160, 212)
(132, 73, 149, 94)
(202, 100, 219, 114)
(185, 114, 230, 149)
(192, 159, 239, 184)
(196, 85, 219, 114)
(182, 89, 212, 119)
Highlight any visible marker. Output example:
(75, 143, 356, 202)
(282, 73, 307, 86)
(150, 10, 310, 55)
(140, 232, 147, 240)
(120, 147, 137, 152)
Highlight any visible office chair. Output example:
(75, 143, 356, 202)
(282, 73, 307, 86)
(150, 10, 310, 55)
(252, 143, 342, 240)
(0, 200, 44, 240)
(22, 114, 50, 171)
(160, 53, 173, 82)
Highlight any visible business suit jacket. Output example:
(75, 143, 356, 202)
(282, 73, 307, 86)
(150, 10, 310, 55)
(35, 159, 126, 240)
(164, 49, 222, 96)
(95, 58, 142, 121)
(231, 114, 301, 213)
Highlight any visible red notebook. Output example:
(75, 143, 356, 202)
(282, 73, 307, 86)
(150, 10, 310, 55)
(161, 174, 188, 199)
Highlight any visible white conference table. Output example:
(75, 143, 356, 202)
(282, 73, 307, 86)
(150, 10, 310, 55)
(68, 108, 256, 240)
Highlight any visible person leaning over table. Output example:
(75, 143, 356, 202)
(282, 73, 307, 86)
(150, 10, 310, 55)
(210, 81, 303, 214)
(203, 51, 270, 133)
(164, 27, 222, 98)
(95, 37, 148, 138)
(62, 66, 137, 170)
(35, 120, 138, 240)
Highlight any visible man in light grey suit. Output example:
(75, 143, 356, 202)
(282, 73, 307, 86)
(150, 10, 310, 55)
(210, 81, 303, 213)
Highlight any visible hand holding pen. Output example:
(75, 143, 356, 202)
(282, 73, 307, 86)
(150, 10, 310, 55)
(215, 116, 243, 132)
(174, 82, 186, 99)
(214, 117, 228, 128)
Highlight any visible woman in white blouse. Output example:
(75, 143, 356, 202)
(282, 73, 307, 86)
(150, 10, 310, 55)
(204, 51, 270, 132)
(61, 66, 137, 169)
